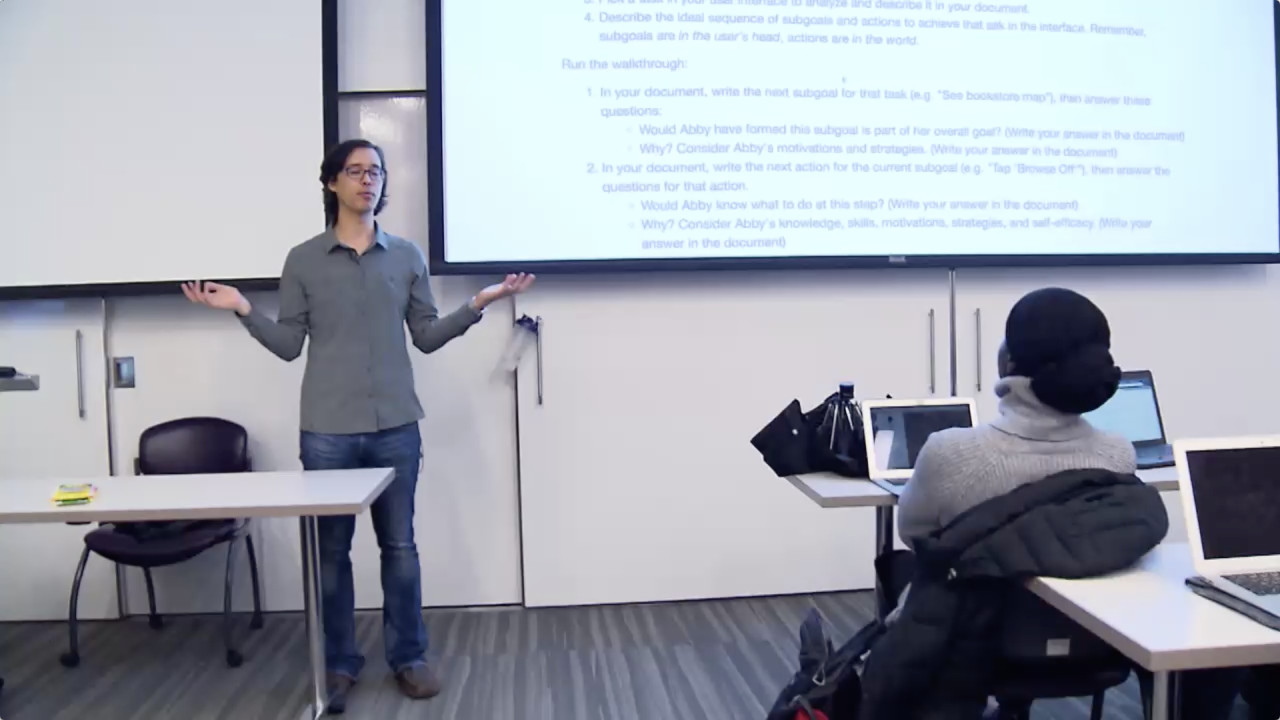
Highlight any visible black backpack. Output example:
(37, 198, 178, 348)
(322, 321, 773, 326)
(766, 609, 884, 720)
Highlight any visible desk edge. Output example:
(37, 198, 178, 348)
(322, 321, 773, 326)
(785, 475, 895, 508)
(0, 502, 382, 525)
(0, 468, 397, 525)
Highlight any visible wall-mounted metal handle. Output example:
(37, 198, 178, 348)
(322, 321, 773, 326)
(948, 270, 958, 397)
(535, 316, 544, 406)
(74, 329, 86, 419)
(928, 309, 936, 395)
(974, 308, 983, 393)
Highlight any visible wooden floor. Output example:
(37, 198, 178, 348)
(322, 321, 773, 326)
(0, 592, 1248, 719)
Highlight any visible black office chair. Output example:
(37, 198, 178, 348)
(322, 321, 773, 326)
(989, 588, 1131, 720)
(875, 551, 1128, 720)
(1242, 665, 1280, 720)
(60, 417, 264, 669)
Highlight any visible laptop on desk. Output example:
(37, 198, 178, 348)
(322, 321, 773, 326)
(861, 397, 978, 493)
(1083, 370, 1174, 469)
(1178, 436, 1280, 614)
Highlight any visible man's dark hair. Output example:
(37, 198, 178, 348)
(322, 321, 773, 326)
(320, 139, 388, 226)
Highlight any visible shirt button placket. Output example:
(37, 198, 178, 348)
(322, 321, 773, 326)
(363, 257, 377, 427)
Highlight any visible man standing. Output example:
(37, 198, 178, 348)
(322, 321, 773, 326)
(182, 139, 533, 713)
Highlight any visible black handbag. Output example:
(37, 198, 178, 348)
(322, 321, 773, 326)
(752, 383, 868, 478)
(751, 399, 813, 476)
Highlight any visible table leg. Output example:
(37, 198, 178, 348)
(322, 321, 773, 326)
(874, 506, 895, 618)
(299, 516, 327, 720)
(1149, 670, 1169, 720)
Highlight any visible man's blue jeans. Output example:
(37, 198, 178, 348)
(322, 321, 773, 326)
(300, 422, 428, 679)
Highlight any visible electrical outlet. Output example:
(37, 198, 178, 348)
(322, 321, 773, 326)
(113, 357, 136, 389)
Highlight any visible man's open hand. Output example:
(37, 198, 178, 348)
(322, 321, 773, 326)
(474, 273, 536, 310)
(181, 281, 251, 315)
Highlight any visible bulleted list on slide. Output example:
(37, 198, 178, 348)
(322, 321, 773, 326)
(440, 0, 1279, 263)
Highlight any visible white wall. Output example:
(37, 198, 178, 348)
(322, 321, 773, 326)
(338, 0, 426, 93)
(0, 301, 118, 621)
(514, 271, 949, 606)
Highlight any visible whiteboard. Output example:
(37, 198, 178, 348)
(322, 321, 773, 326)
(0, 0, 325, 290)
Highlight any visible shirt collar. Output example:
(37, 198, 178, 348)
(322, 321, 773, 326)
(324, 223, 387, 253)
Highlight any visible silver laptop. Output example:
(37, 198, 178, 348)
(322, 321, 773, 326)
(1083, 370, 1174, 469)
(861, 397, 978, 490)
(1177, 436, 1280, 614)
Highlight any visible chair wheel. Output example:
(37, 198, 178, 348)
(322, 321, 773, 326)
(149, 615, 163, 630)
(59, 652, 80, 668)
(249, 615, 264, 630)
(226, 650, 243, 668)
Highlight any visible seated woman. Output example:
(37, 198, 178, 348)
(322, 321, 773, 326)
(898, 286, 1134, 545)
(894, 287, 1241, 720)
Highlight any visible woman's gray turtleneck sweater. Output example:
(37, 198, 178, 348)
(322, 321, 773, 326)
(897, 375, 1137, 544)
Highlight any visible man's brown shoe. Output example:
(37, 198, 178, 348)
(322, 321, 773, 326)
(394, 663, 442, 699)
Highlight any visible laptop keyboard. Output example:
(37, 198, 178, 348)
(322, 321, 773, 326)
(1135, 446, 1173, 469)
(1224, 572, 1280, 596)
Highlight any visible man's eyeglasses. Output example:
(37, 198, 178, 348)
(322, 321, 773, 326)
(342, 166, 384, 181)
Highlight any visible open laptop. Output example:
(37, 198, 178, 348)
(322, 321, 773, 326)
(1082, 370, 1174, 469)
(1177, 436, 1280, 613)
(860, 397, 978, 492)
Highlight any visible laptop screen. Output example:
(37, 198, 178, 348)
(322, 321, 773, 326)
(1187, 446, 1280, 560)
(868, 404, 974, 472)
(1083, 374, 1163, 444)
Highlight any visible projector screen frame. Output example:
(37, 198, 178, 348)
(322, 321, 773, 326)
(0, 278, 285, 302)
(0, 0, 340, 302)
(424, 0, 1280, 276)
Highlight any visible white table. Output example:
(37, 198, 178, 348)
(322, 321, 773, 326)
(1029, 543, 1280, 720)
(1133, 464, 1180, 492)
(0, 373, 38, 392)
(1, 468, 396, 720)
